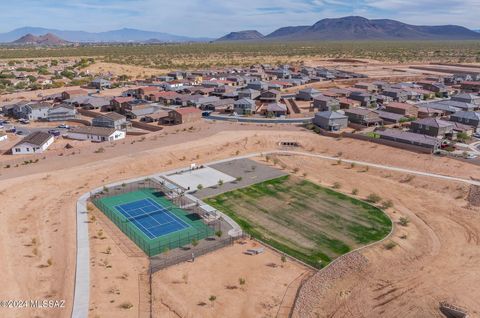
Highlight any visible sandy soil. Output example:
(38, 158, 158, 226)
(263, 155, 480, 318)
(152, 240, 309, 318)
(84, 62, 164, 79)
(0, 123, 479, 318)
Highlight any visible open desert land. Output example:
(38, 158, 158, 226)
(0, 126, 479, 318)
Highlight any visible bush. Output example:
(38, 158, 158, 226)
(351, 188, 359, 195)
(384, 241, 396, 250)
(119, 302, 133, 309)
(366, 193, 382, 203)
(398, 217, 410, 227)
(332, 182, 342, 189)
(381, 200, 394, 209)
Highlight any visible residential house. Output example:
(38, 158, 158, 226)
(338, 97, 361, 109)
(66, 96, 111, 110)
(11, 131, 54, 155)
(91, 78, 111, 90)
(259, 90, 281, 102)
(384, 102, 418, 118)
(137, 86, 159, 99)
(200, 99, 235, 112)
(354, 82, 377, 92)
(296, 88, 321, 101)
(164, 107, 202, 125)
(376, 129, 441, 152)
(24, 102, 51, 121)
(313, 96, 340, 111)
(410, 118, 454, 138)
(449, 111, 480, 131)
(141, 110, 169, 123)
(265, 103, 287, 117)
(92, 112, 127, 130)
(110, 97, 134, 111)
(68, 126, 126, 142)
(417, 107, 444, 119)
(47, 104, 77, 122)
(233, 98, 256, 115)
(460, 81, 480, 92)
(61, 89, 88, 100)
(238, 88, 260, 100)
(344, 108, 383, 126)
(247, 81, 269, 91)
(417, 81, 449, 97)
(451, 93, 480, 107)
(382, 88, 408, 102)
(313, 111, 348, 131)
(374, 110, 406, 124)
(348, 91, 376, 107)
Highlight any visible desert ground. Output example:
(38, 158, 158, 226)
(0, 122, 479, 318)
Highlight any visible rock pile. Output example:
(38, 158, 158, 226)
(292, 252, 369, 318)
(467, 185, 480, 207)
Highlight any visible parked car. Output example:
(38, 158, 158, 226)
(19, 118, 30, 124)
(57, 124, 70, 129)
(15, 130, 24, 135)
(48, 129, 61, 137)
(473, 132, 480, 139)
(466, 153, 478, 160)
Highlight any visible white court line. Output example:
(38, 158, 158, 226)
(146, 198, 191, 230)
(116, 204, 157, 239)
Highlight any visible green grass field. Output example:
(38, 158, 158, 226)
(205, 175, 392, 268)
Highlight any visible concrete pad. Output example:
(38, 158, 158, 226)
(165, 166, 236, 191)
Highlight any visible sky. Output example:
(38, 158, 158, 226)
(1, 0, 479, 37)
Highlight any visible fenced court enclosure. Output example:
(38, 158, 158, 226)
(91, 178, 222, 257)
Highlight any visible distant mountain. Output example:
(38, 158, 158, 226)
(216, 30, 264, 42)
(264, 16, 480, 41)
(265, 26, 309, 39)
(0, 27, 212, 43)
(12, 33, 68, 46)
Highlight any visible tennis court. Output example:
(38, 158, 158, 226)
(116, 198, 190, 239)
(92, 188, 216, 256)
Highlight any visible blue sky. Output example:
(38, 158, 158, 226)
(1, 0, 479, 37)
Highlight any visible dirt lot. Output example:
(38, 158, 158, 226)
(152, 239, 309, 318)
(267, 155, 480, 318)
(0, 125, 479, 318)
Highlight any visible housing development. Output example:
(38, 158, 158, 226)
(0, 4, 479, 318)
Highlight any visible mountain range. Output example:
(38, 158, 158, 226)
(0, 27, 211, 43)
(217, 16, 480, 41)
(1, 16, 480, 45)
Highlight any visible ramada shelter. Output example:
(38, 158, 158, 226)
(67, 126, 126, 142)
(12, 131, 54, 155)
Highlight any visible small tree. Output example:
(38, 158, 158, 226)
(351, 188, 359, 195)
(332, 182, 341, 189)
(281, 254, 287, 264)
(197, 184, 203, 191)
(215, 230, 223, 239)
(191, 239, 199, 248)
(236, 176, 243, 183)
(217, 179, 224, 187)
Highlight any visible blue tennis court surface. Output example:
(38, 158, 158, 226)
(115, 198, 191, 239)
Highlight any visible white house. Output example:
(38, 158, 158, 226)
(12, 131, 54, 155)
(67, 126, 126, 142)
